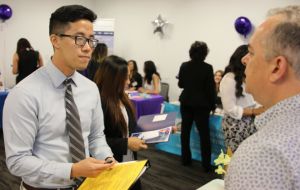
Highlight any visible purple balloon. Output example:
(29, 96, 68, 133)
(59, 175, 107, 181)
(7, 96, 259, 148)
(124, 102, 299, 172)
(234, 16, 252, 37)
(0, 4, 13, 21)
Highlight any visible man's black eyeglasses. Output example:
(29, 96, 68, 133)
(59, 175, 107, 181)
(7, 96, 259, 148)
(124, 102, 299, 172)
(57, 34, 98, 48)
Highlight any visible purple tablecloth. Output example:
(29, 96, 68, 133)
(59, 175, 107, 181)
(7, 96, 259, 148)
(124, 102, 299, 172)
(130, 94, 164, 118)
(0, 91, 9, 129)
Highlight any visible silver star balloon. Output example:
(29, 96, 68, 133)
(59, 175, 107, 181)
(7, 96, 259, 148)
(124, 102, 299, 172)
(152, 15, 168, 34)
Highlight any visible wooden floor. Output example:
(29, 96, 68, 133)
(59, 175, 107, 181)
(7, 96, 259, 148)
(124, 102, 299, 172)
(0, 131, 219, 190)
(138, 145, 219, 190)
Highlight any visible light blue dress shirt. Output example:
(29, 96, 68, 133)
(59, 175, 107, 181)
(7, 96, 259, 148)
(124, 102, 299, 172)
(3, 60, 113, 188)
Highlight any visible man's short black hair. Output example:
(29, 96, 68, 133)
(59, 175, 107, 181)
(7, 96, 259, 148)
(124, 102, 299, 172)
(49, 5, 97, 35)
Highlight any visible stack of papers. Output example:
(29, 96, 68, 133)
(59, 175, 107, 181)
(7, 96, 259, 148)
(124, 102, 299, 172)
(131, 112, 177, 143)
(131, 126, 172, 143)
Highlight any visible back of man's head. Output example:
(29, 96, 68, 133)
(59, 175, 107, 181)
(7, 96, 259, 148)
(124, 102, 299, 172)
(49, 5, 97, 35)
(265, 5, 300, 77)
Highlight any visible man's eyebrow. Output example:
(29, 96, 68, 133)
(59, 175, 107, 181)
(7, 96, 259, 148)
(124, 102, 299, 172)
(73, 32, 95, 38)
(73, 32, 84, 35)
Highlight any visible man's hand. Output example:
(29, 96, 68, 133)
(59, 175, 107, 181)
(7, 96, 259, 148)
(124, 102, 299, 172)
(71, 157, 114, 178)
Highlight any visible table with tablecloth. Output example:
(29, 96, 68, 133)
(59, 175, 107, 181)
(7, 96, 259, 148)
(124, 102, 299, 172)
(0, 91, 9, 129)
(155, 102, 226, 165)
(129, 93, 164, 118)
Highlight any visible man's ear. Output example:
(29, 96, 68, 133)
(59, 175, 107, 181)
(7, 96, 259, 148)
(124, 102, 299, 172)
(50, 34, 60, 49)
(269, 56, 288, 83)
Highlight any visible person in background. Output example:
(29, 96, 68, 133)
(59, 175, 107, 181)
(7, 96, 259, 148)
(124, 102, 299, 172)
(138, 60, 161, 94)
(12, 38, 43, 84)
(178, 41, 216, 172)
(128, 60, 143, 91)
(225, 5, 300, 189)
(94, 55, 148, 190)
(86, 43, 108, 80)
(220, 45, 264, 153)
(214, 70, 224, 109)
(3, 5, 115, 189)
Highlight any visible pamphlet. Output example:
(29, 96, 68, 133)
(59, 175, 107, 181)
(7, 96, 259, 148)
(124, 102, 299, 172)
(131, 112, 177, 143)
(131, 126, 172, 143)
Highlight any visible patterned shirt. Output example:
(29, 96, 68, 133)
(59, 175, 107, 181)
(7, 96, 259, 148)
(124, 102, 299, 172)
(225, 94, 300, 190)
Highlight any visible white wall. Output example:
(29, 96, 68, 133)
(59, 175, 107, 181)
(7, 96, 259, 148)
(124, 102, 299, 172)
(94, 0, 299, 101)
(1, 0, 299, 101)
(0, 0, 95, 88)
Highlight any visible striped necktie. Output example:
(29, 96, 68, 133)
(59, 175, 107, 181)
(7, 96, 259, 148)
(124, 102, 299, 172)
(64, 78, 86, 163)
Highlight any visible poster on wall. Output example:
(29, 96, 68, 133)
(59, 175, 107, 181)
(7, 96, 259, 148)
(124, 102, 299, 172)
(94, 31, 114, 54)
(94, 19, 115, 55)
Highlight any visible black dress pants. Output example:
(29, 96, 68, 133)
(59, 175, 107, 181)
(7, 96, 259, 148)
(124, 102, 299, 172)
(180, 105, 211, 169)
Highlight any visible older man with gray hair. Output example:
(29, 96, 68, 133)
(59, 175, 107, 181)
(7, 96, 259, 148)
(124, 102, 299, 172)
(225, 5, 300, 190)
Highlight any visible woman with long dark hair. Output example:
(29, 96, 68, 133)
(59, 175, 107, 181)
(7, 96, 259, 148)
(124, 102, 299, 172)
(138, 60, 161, 94)
(178, 41, 216, 172)
(12, 38, 43, 84)
(128, 60, 143, 91)
(220, 45, 264, 153)
(86, 43, 108, 80)
(94, 55, 147, 190)
(214, 70, 224, 109)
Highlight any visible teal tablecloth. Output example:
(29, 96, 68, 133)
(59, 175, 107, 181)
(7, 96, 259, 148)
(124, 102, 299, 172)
(155, 102, 226, 165)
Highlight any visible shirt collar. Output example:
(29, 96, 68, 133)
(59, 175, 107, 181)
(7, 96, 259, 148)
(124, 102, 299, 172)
(255, 93, 300, 129)
(45, 59, 80, 88)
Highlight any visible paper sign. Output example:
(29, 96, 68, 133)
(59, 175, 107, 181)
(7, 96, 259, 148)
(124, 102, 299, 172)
(152, 114, 167, 122)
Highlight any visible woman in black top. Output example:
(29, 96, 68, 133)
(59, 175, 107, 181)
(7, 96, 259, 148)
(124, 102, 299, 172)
(12, 38, 43, 84)
(178, 41, 216, 172)
(94, 55, 147, 190)
(128, 60, 143, 90)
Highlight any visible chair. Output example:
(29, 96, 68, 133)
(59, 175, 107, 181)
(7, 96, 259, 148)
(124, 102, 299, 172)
(160, 82, 169, 102)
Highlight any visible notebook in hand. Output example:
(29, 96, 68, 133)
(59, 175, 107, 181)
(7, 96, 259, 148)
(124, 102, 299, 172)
(78, 160, 150, 190)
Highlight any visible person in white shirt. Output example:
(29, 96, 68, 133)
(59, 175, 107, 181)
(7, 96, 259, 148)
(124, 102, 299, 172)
(220, 45, 264, 153)
(138, 60, 161, 94)
(225, 5, 300, 189)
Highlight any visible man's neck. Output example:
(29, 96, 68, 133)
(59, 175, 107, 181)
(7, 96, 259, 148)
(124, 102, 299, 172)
(51, 55, 74, 77)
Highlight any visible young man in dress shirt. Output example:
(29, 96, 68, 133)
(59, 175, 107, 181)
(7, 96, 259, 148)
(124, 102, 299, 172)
(225, 5, 300, 190)
(3, 5, 115, 189)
